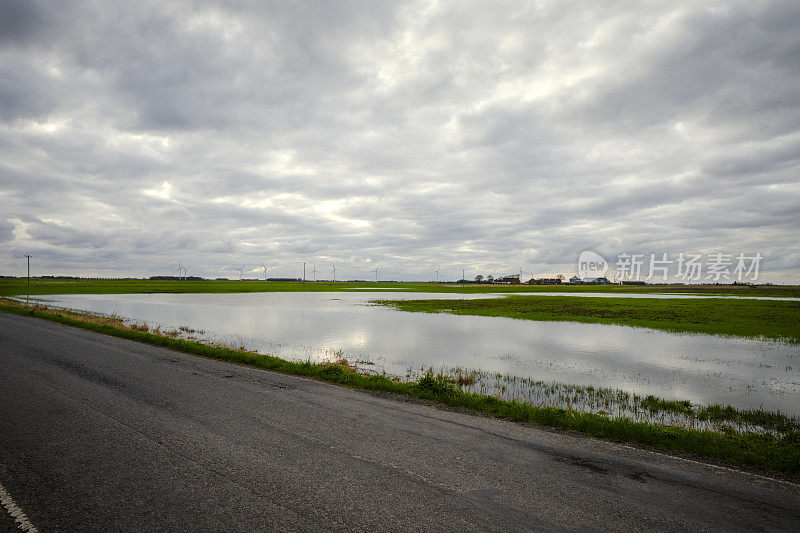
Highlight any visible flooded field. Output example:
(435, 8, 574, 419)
(40, 292, 799, 429)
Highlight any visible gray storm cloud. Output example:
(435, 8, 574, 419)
(1, 0, 798, 282)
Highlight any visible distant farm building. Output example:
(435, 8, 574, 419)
(528, 278, 562, 285)
(569, 276, 612, 285)
(582, 277, 611, 285)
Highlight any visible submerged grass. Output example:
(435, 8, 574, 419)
(1, 298, 798, 476)
(401, 366, 799, 436)
(376, 295, 800, 343)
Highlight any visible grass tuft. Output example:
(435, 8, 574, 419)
(414, 370, 459, 397)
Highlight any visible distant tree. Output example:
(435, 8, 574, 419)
(487, 275, 494, 283)
(556, 273, 565, 281)
(475, 274, 484, 282)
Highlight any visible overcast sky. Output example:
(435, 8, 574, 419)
(1, 0, 799, 282)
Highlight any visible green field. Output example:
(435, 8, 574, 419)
(376, 295, 800, 344)
(1, 277, 799, 298)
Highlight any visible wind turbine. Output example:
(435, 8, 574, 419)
(373, 266, 379, 283)
(237, 265, 245, 281)
(176, 261, 184, 280)
(183, 266, 191, 279)
(434, 266, 440, 283)
(261, 263, 274, 281)
(512, 265, 528, 284)
(310, 264, 318, 282)
(331, 264, 337, 282)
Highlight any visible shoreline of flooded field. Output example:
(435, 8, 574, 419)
(30, 291, 799, 428)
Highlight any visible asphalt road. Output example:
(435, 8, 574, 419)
(1, 311, 798, 532)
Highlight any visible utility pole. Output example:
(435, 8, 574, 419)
(303, 262, 306, 283)
(24, 254, 31, 308)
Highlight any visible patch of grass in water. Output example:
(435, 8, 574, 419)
(404, 365, 799, 437)
(697, 405, 799, 434)
(414, 370, 460, 396)
(375, 295, 800, 344)
(640, 395, 694, 416)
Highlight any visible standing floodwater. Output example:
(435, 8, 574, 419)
(41, 291, 800, 419)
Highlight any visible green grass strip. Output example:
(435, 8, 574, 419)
(376, 295, 800, 343)
(2, 302, 798, 476)
(3, 277, 800, 298)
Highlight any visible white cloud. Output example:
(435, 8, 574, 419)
(0, 0, 798, 282)
(142, 181, 173, 201)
